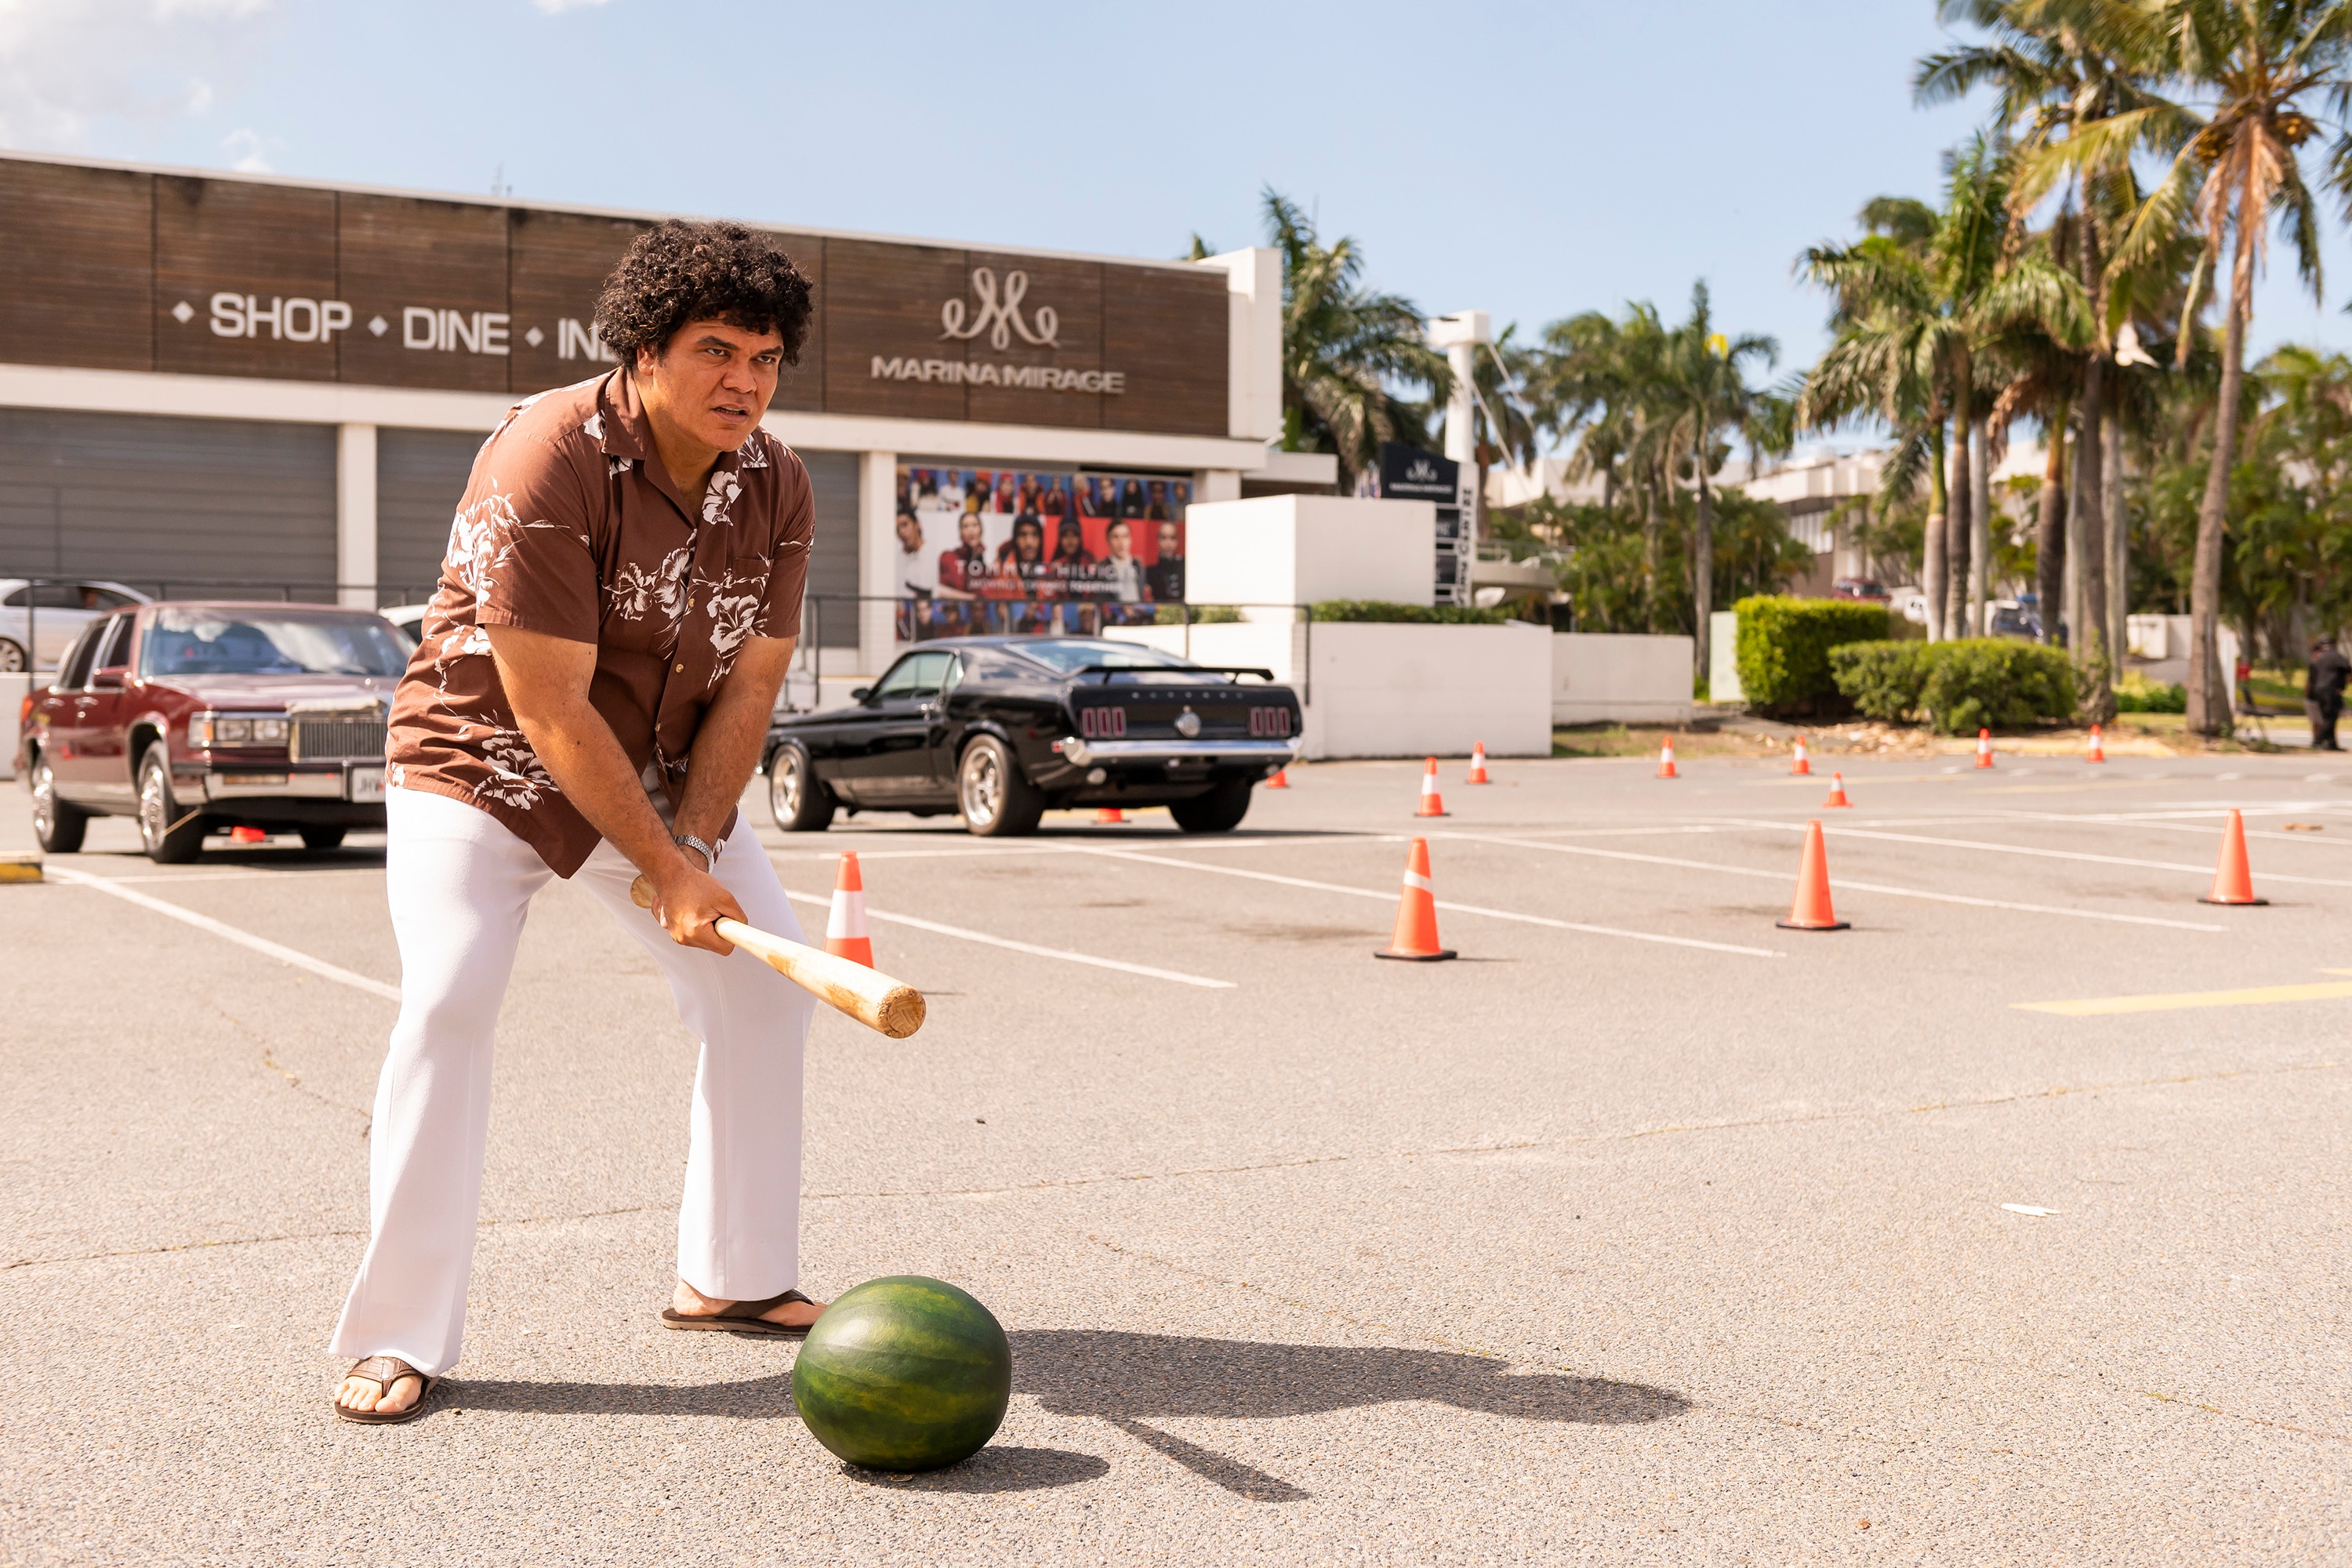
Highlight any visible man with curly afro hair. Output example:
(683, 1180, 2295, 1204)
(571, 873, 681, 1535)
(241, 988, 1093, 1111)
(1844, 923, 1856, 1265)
(332, 221, 834, 1424)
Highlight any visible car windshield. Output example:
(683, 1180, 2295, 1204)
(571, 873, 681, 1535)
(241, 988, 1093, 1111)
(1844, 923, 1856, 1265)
(141, 608, 411, 677)
(1010, 640, 1211, 681)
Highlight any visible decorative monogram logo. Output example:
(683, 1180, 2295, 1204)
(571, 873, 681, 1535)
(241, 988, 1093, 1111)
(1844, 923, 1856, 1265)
(938, 267, 1060, 350)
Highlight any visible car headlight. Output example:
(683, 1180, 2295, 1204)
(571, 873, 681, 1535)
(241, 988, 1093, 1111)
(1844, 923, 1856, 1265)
(217, 717, 252, 743)
(252, 717, 288, 743)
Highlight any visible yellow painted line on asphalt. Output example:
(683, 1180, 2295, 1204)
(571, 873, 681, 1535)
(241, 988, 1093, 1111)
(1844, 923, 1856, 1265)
(43, 864, 401, 1002)
(2016, 972, 2352, 1016)
(1066, 845, 1784, 957)
(778, 888, 1236, 989)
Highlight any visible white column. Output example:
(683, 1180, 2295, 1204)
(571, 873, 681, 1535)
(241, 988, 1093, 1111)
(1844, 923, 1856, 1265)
(1193, 469, 1241, 506)
(336, 423, 378, 609)
(858, 450, 897, 676)
(1428, 311, 1490, 468)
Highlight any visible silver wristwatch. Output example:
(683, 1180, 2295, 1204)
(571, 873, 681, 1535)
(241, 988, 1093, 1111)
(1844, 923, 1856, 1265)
(673, 832, 720, 869)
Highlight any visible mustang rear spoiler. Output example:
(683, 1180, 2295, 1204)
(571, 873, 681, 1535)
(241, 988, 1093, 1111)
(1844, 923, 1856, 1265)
(1074, 664, 1277, 684)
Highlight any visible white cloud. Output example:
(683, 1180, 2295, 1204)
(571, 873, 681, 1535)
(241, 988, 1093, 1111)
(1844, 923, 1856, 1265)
(220, 126, 270, 172)
(531, 0, 611, 13)
(0, 0, 273, 150)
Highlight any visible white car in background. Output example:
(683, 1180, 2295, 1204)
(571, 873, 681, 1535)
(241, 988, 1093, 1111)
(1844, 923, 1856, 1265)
(379, 604, 430, 650)
(0, 579, 153, 672)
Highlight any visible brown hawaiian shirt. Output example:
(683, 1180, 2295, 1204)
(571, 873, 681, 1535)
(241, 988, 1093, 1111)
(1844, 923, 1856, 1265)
(387, 368, 812, 876)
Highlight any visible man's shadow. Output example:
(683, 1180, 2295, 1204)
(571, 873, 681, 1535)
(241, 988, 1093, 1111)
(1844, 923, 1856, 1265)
(1007, 1330, 1686, 1501)
(450, 1331, 1683, 1501)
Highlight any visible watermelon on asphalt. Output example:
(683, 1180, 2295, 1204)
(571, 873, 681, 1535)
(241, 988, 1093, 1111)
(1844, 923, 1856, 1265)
(791, 1276, 1011, 1472)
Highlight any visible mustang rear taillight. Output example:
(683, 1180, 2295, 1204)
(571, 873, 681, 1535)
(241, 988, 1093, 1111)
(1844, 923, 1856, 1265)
(1248, 706, 1294, 738)
(1077, 706, 1127, 739)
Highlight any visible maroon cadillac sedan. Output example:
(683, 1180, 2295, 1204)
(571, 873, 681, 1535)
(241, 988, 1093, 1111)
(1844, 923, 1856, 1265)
(17, 601, 408, 863)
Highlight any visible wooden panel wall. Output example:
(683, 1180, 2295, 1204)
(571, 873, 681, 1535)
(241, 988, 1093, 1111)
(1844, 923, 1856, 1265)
(0, 160, 1234, 440)
(1102, 265, 1229, 437)
(0, 163, 153, 372)
(154, 176, 339, 381)
(337, 194, 511, 392)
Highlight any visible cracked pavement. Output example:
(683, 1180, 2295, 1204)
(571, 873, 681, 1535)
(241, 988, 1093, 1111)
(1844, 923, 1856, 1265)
(4, 753, 2350, 1563)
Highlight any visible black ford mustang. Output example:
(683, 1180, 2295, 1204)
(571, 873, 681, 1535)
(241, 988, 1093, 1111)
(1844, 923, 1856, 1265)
(763, 637, 1303, 837)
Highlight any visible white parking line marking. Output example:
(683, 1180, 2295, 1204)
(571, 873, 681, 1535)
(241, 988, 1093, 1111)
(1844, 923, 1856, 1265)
(1433, 832, 2227, 931)
(1713, 818, 2352, 887)
(779, 890, 1236, 989)
(45, 865, 401, 1002)
(1068, 846, 1784, 957)
(1990, 808, 2352, 848)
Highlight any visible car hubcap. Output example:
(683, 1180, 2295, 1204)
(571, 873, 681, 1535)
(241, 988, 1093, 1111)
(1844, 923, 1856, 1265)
(775, 754, 803, 818)
(964, 750, 1000, 826)
(140, 761, 169, 849)
(32, 761, 55, 837)
(0, 641, 24, 673)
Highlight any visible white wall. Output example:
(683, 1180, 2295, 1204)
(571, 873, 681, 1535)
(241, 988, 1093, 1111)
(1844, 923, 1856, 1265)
(1708, 611, 1741, 703)
(1106, 619, 1552, 759)
(1553, 634, 1695, 724)
(1181, 494, 1436, 612)
(0, 673, 27, 779)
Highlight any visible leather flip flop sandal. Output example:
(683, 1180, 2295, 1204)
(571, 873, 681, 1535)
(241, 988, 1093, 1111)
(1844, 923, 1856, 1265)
(334, 1356, 436, 1425)
(660, 1287, 819, 1338)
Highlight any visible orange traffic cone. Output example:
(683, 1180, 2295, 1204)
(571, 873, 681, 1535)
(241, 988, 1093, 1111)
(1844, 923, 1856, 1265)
(1416, 757, 1449, 818)
(1822, 771, 1852, 808)
(1375, 837, 1456, 961)
(1777, 820, 1849, 931)
(1791, 735, 1812, 775)
(1094, 807, 1126, 823)
(230, 826, 266, 844)
(1265, 768, 1290, 789)
(2087, 724, 2106, 764)
(1657, 736, 1679, 779)
(2199, 809, 2267, 906)
(824, 851, 876, 966)
(1975, 728, 1995, 768)
(1466, 742, 1491, 785)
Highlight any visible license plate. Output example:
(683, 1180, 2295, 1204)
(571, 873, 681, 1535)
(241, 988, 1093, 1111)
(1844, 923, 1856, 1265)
(347, 766, 386, 803)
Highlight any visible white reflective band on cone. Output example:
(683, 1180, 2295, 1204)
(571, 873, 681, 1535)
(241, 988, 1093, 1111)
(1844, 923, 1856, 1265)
(827, 898, 869, 940)
(1402, 870, 1433, 892)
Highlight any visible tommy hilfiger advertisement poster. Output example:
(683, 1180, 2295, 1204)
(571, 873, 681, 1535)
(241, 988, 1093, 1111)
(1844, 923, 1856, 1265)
(893, 466, 1189, 633)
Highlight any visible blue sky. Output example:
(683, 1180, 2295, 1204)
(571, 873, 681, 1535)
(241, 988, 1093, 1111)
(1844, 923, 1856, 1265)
(4, 0, 2344, 410)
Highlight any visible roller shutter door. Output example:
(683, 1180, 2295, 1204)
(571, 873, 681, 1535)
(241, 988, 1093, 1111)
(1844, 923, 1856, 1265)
(376, 428, 484, 605)
(0, 408, 336, 597)
(796, 448, 860, 648)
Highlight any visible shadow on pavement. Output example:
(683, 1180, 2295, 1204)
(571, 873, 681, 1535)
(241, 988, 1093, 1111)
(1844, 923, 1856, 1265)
(446, 1371, 796, 1418)
(1011, 1330, 1688, 1500)
(1011, 1330, 1687, 1426)
(841, 1446, 1109, 1494)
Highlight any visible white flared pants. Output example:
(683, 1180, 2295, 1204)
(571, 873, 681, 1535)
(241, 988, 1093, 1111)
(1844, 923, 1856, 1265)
(328, 786, 814, 1377)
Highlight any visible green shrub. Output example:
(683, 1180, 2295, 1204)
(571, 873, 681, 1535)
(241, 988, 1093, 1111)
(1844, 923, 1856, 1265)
(1826, 640, 1928, 720)
(1828, 637, 2077, 733)
(1152, 604, 1243, 625)
(1733, 596, 1891, 713)
(1308, 599, 1510, 625)
(2114, 674, 2187, 713)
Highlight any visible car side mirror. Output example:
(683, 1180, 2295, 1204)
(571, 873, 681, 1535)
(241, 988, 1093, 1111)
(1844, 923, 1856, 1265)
(91, 666, 126, 690)
(850, 686, 872, 703)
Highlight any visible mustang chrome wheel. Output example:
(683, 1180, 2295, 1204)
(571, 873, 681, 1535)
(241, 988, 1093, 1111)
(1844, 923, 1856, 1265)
(959, 743, 1004, 829)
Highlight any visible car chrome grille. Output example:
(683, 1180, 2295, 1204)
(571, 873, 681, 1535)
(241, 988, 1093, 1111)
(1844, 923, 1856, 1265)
(289, 717, 387, 762)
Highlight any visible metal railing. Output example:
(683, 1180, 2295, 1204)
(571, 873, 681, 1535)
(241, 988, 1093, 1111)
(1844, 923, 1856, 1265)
(0, 574, 442, 673)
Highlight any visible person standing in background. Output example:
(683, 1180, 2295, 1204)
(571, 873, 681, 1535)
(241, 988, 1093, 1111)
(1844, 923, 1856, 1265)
(2307, 635, 2349, 750)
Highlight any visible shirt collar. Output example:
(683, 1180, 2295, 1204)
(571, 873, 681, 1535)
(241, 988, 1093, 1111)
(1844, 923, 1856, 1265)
(598, 368, 752, 477)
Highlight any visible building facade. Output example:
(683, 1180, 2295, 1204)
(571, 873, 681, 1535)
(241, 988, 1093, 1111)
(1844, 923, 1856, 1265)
(0, 152, 1285, 677)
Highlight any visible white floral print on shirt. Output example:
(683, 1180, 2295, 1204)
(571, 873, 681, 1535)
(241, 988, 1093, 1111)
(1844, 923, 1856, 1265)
(702, 470, 742, 527)
(474, 728, 558, 810)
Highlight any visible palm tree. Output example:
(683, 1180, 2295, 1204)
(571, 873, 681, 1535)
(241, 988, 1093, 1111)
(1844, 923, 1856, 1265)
(1921, 0, 2183, 713)
(2111, 0, 2352, 734)
(1527, 303, 1673, 607)
(1648, 282, 1783, 683)
(1457, 324, 1541, 541)
(1261, 190, 1451, 492)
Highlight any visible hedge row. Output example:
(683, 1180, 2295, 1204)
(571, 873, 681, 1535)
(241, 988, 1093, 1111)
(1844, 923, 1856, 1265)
(1308, 600, 1512, 624)
(1732, 596, 1891, 712)
(1828, 639, 2078, 734)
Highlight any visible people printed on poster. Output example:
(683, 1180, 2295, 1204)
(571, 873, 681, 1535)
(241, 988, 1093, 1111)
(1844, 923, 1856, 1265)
(893, 463, 1189, 638)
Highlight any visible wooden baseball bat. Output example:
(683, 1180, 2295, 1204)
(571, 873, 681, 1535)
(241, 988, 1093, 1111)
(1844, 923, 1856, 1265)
(630, 874, 926, 1039)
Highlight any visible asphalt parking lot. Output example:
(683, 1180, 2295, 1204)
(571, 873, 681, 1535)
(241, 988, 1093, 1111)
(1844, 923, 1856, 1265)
(5, 749, 2351, 1565)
